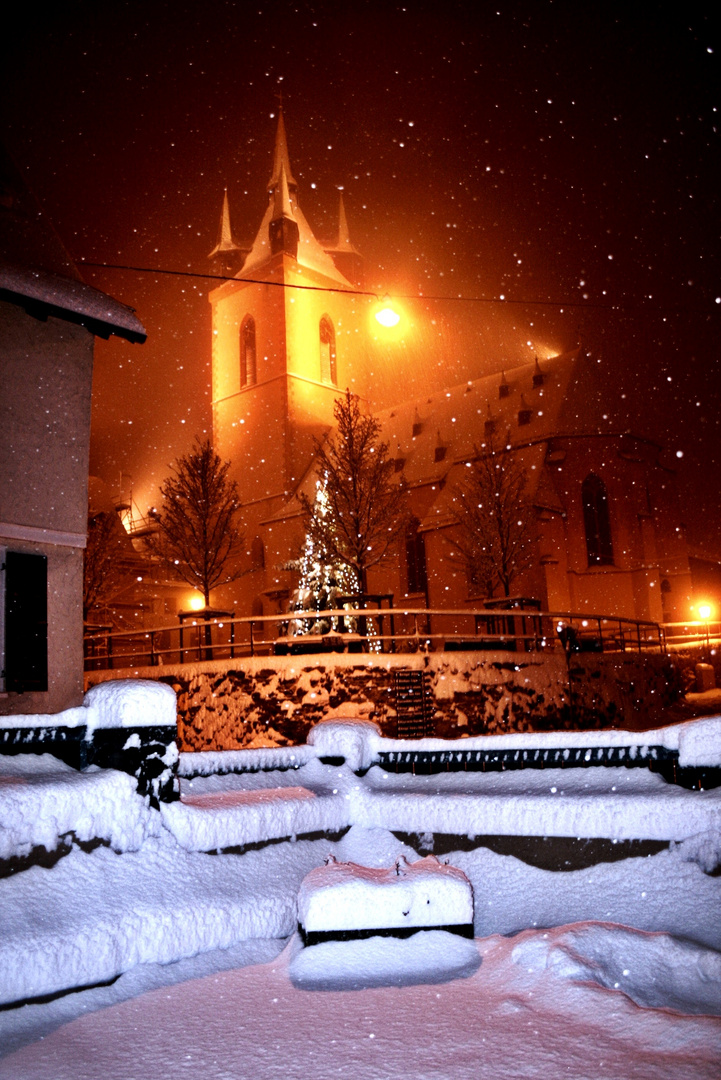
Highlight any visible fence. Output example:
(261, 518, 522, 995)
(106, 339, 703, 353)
(84, 606, 665, 672)
(662, 619, 721, 650)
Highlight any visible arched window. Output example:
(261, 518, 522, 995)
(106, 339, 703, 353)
(240, 316, 257, 387)
(250, 536, 265, 571)
(319, 316, 337, 385)
(582, 473, 614, 566)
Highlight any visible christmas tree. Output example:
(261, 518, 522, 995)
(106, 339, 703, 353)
(288, 478, 360, 638)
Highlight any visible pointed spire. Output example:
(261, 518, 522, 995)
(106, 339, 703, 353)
(208, 189, 241, 259)
(268, 107, 297, 195)
(269, 162, 299, 258)
(324, 191, 363, 286)
(273, 162, 295, 222)
(336, 193, 357, 250)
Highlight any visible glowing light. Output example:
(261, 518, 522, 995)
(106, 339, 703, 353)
(189, 594, 205, 611)
(375, 306, 400, 328)
(698, 603, 713, 620)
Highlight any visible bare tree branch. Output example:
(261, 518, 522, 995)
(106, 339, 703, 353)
(148, 438, 244, 606)
(83, 510, 140, 623)
(448, 435, 537, 598)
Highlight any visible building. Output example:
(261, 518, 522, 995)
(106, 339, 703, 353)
(0, 147, 146, 714)
(206, 113, 692, 626)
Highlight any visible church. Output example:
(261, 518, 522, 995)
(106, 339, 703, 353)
(206, 112, 693, 628)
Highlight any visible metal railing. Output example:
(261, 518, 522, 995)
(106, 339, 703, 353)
(83, 606, 665, 672)
(662, 620, 721, 650)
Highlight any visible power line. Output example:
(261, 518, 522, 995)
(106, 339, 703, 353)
(78, 261, 716, 316)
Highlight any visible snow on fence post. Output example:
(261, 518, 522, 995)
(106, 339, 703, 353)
(0, 679, 179, 808)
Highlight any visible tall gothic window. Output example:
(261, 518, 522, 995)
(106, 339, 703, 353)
(240, 316, 257, 387)
(582, 473, 614, 566)
(405, 520, 428, 596)
(319, 316, 337, 385)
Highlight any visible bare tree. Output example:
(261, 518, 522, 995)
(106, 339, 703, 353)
(83, 510, 138, 623)
(299, 390, 407, 595)
(149, 438, 244, 607)
(448, 437, 536, 598)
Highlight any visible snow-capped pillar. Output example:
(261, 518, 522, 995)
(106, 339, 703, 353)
(83, 680, 180, 807)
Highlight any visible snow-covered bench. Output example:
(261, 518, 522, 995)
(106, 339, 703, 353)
(298, 854, 474, 946)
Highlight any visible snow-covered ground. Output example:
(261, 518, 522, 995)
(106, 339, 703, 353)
(1, 739, 720, 1077)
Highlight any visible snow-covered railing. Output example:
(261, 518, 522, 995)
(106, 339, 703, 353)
(0, 681, 179, 807)
(84, 605, 665, 671)
(180, 716, 721, 791)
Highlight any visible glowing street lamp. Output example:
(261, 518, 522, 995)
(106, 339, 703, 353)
(375, 304, 400, 328)
(375, 293, 403, 326)
(189, 593, 205, 611)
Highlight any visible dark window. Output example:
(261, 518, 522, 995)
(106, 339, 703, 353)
(4, 551, 48, 692)
(484, 419, 496, 438)
(319, 316, 337, 385)
(394, 458, 406, 472)
(533, 371, 545, 388)
(240, 316, 257, 387)
(434, 445, 447, 463)
(518, 408, 532, 426)
(582, 474, 614, 566)
(499, 382, 510, 399)
(250, 536, 265, 571)
(405, 523, 428, 596)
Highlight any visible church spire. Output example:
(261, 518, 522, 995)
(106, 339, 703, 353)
(269, 162, 299, 257)
(267, 107, 297, 196)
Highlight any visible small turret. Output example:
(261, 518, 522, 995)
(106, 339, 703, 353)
(325, 192, 364, 287)
(208, 190, 244, 276)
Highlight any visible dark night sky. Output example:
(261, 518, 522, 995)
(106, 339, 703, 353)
(2, 1, 719, 549)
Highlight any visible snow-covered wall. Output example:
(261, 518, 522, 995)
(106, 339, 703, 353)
(0, 681, 179, 806)
(85, 651, 678, 752)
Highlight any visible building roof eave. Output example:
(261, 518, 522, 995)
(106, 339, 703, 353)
(0, 262, 147, 343)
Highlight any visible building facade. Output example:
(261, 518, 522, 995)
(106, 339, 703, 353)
(0, 148, 146, 713)
(207, 114, 692, 627)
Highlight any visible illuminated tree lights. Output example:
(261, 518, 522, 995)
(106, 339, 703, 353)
(299, 389, 408, 595)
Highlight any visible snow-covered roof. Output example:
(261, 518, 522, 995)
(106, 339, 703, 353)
(236, 112, 353, 287)
(0, 261, 147, 343)
(238, 194, 353, 287)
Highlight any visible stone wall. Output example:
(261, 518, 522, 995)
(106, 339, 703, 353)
(85, 649, 679, 752)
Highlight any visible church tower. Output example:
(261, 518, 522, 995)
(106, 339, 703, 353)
(208, 110, 369, 597)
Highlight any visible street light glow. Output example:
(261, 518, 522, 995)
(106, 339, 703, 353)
(698, 603, 713, 620)
(375, 306, 400, 328)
